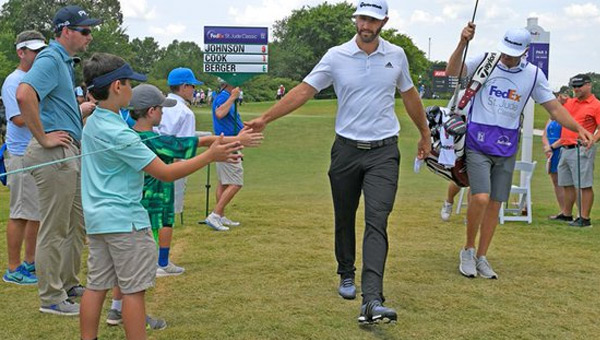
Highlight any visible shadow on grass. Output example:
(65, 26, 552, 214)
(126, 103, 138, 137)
(359, 322, 398, 339)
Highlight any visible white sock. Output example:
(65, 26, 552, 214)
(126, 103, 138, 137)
(111, 299, 122, 312)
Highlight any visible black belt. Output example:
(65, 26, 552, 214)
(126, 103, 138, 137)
(563, 144, 578, 149)
(336, 135, 398, 150)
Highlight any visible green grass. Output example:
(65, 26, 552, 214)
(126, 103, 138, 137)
(1, 99, 599, 339)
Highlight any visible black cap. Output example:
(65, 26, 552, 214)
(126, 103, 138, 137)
(54, 5, 102, 32)
(569, 74, 592, 87)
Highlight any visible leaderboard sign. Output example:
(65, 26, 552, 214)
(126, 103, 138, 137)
(203, 26, 268, 74)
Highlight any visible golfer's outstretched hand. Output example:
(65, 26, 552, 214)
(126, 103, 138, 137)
(208, 134, 244, 163)
(244, 116, 267, 133)
(238, 127, 264, 147)
(417, 135, 431, 160)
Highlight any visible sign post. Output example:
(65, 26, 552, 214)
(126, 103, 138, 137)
(521, 18, 550, 186)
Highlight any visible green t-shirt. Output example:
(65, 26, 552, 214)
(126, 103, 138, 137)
(136, 130, 198, 228)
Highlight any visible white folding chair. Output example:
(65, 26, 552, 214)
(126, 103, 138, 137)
(499, 161, 537, 224)
(456, 187, 469, 214)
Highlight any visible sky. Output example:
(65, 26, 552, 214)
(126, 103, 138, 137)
(5, 0, 600, 89)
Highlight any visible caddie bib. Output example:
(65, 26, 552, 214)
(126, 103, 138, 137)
(466, 60, 538, 157)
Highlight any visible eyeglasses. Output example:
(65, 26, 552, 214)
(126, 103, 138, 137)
(68, 26, 92, 36)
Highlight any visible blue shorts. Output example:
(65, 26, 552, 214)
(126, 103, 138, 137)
(548, 148, 561, 174)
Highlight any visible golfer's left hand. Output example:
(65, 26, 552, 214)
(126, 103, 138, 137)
(417, 135, 431, 160)
(578, 129, 594, 149)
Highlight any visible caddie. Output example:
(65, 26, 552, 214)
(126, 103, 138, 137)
(447, 23, 593, 279)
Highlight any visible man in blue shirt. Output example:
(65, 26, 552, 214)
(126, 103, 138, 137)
(16, 5, 101, 316)
(2, 30, 46, 287)
(205, 81, 244, 231)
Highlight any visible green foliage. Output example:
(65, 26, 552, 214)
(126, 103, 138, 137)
(241, 75, 299, 102)
(0, 0, 122, 39)
(130, 37, 163, 75)
(150, 40, 204, 82)
(270, 2, 355, 80)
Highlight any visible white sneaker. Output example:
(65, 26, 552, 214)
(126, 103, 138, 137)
(459, 247, 477, 278)
(221, 216, 240, 227)
(476, 256, 498, 279)
(156, 262, 185, 277)
(205, 213, 229, 231)
(441, 201, 453, 221)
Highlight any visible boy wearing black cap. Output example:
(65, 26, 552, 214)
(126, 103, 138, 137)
(556, 74, 600, 227)
(79, 53, 243, 340)
(16, 4, 101, 316)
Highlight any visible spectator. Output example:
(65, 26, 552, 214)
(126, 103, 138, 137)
(543, 116, 565, 220)
(556, 74, 600, 227)
(2, 30, 47, 286)
(16, 5, 101, 316)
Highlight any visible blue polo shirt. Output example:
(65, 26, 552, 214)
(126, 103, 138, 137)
(21, 40, 83, 140)
(81, 107, 157, 235)
(212, 89, 243, 136)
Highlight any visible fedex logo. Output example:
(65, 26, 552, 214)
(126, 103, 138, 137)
(207, 31, 225, 39)
(489, 86, 521, 102)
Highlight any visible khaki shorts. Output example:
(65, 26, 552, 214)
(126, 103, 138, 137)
(5, 151, 40, 221)
(86, 228, 157, 294)
(557, 144, 597, 188)
(216, 161, 244, 186)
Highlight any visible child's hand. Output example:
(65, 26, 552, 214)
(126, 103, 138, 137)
(238, 127, 264, 147)
(209, 134, 243, 163)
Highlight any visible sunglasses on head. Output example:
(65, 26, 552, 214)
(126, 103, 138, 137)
(68, 26, 92, 36)
(571, 83, 589, 89)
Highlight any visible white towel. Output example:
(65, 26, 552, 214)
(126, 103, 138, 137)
(439, 114, 456, 167)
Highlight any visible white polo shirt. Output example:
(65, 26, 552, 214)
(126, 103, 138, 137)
(303, 35, 414, 141)
(155, 93, 196, 137)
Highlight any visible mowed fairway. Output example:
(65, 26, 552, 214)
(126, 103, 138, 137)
(1, 99, 599, 339)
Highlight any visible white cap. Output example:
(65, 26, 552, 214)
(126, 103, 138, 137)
(353, 0, 388, 20)
(15, 39, 47, 51)
(497, 28, 531, 57)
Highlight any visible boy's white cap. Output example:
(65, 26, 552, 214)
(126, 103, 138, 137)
(353, 0, 388, 20)
(497, 28, 531, 57)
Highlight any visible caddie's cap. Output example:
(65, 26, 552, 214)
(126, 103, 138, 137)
(87, 63, 147, 90)
(497, 28, 531, 57)
(130, 84, 177, 110)
(569, 74, 592, 87)
(54, 5, 102, 32)
(15, 30, 47, 51)
(353, 0, 388, 20)
(167, 68, 204, 86)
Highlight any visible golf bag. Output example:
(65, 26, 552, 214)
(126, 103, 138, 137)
(424, 105, 469, 187)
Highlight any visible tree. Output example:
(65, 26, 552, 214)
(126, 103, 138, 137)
(270, 2, 355, 80)
(130, 37, 163, 76)
(0, 0, 122, 39)
(150, 40, 203, 80)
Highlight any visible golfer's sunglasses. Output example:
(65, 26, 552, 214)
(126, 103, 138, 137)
(68, 26, 92, 36)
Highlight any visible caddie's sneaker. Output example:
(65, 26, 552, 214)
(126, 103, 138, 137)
(568, 217, 592, 227)
(459, 247, 477, 278)
(205, 212, 229, 231)
(21, 261, 35, 273)
(338, 277, 356, 300)
(156, 262, 185, 277)
(67, 284, 85, 298)
(39, 300, 80, 316)
(221, 216, 240, 227)
(3, 265, 37, 285)
(106, 308, 122, 326)
(441, 201, 453, 221)
(358, 300, 397, 324)
(476, 256, 498, 279)
(146, 315, 167, 330)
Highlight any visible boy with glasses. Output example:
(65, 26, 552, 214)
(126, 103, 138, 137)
(154, 67, 203, 275)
